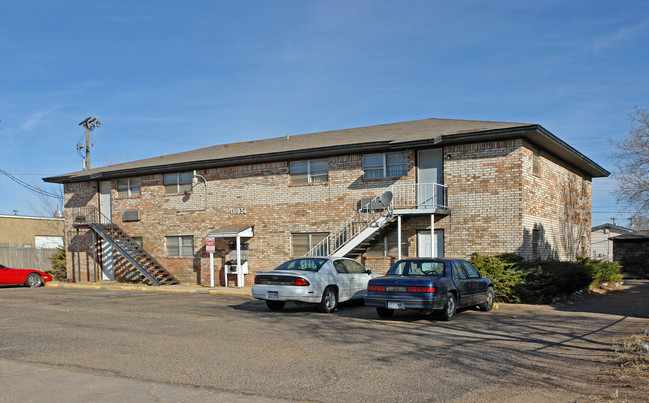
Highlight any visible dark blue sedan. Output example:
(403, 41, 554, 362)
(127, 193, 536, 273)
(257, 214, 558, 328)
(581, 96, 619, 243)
(364, 258, 495, 320)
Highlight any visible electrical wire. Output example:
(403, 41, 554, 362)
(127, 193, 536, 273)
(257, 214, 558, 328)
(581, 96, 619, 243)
(0, 168, 61, 199)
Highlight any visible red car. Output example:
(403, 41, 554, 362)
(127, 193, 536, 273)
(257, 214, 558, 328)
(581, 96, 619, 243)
(0, 264, 52, 287)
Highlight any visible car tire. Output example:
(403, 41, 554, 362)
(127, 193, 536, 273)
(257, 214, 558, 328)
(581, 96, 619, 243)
(265, 300, 286, 310)
(479, 287, 495, 312)
(376, 307, 394, 318)
(319, 286, 337, 313)
(25, 273, 43, 288)
(440, 293, 456, 321)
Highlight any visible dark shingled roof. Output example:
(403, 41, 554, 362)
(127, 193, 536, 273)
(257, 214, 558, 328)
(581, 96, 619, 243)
(43, 117, 610, 183)
(614, 230, 649, 240)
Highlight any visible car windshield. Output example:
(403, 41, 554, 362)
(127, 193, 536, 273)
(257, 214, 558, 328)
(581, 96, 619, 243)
(387, 260, 445, 276)
(274, 258, 328, 272)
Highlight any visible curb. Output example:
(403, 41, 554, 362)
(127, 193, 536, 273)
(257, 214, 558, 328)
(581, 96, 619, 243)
(45, 281, 253, 297)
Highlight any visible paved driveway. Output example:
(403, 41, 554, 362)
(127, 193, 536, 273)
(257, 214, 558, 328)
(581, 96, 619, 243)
(1, 281, 647, 402)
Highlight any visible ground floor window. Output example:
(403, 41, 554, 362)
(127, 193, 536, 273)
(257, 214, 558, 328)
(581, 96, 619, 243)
(166, 235, 194, 257)
(532, 229, 540, 259)
(366, 230, 408, 257)
(292, 233, 328, 256)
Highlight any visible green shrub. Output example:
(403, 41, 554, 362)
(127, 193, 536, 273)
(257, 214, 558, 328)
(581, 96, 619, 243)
(49, 246, 67, 281)
(577, 257, 624, 287)
(470, 253, 624, 305)
(470, 253, 523, 303)
(516, 261, 591, 304)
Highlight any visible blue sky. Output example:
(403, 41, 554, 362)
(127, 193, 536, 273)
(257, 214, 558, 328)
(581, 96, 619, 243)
(1, 0, 648, 227)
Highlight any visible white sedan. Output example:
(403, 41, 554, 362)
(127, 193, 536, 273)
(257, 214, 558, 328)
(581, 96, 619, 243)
(252, 257, 377, 313)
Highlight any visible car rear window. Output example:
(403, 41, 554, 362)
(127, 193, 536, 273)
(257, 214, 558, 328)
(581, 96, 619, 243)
(274, 258, 328, 272)
(387, 260, 445, 276)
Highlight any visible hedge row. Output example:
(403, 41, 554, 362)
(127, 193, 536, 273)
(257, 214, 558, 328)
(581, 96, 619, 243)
(469, 253, 623, 304)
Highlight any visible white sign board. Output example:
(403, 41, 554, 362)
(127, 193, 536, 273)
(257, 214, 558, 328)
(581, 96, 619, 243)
(206, 237, 215, 254)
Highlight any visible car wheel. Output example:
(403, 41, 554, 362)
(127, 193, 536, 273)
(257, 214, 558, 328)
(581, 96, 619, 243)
(440, 293, 456, 321)
(265, 300, 286, 310)
(319, 287, 337, 313)
(479, 287, 495, 312)
(24, 273, 43, 288)
(376, 307, 394, 318)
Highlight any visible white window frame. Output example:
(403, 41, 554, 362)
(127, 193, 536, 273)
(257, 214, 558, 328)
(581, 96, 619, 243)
(291, 233, 329, 256)
(363, 152, 407, 179)
(116, 177, 141, 198)
(166, 235, 194, 257)
(164, 173, 193, 195)
(290, 159, 329, 184)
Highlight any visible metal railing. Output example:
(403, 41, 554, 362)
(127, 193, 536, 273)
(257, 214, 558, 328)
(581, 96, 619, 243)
(71, 206, 111, 226)
(304, 197, 392, 257)
(390, 183, 448, 210)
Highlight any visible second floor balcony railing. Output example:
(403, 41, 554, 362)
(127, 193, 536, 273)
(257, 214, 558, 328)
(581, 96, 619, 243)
(390, 183, 448, 210)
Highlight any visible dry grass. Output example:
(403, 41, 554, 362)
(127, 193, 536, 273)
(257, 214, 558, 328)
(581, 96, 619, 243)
(614, 329, 649, 379)
(588, 324, 649, 402)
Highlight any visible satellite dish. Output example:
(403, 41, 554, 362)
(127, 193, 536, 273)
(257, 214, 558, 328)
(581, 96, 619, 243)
(377, 191, 393, 208)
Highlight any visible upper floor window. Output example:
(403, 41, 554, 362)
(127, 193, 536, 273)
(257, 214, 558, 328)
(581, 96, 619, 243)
(363, 152, 408, 179)
(164, 173, 192, 195)
(116, 177, 141, 198)
(290, 159, 328, 184)
(532, 149, 540, 177)
(166, 235, 193, 257)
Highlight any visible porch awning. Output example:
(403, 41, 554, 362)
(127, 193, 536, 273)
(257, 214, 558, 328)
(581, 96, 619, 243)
(208, 225, 254, 238)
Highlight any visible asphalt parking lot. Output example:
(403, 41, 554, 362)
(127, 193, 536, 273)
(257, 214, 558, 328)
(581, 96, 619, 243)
(1, 281, 648, 402)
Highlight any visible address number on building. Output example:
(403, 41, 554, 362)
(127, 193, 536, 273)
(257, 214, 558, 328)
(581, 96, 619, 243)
(230, 208, 247, 215)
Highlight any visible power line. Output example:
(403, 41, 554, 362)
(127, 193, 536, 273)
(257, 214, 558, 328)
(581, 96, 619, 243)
(0, 169, 60, 199)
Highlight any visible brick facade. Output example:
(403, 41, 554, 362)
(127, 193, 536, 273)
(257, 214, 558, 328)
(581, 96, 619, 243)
(62, 139, 595, 285)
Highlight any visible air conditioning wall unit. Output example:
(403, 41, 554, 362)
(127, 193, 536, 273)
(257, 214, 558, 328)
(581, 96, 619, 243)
(122, 211, 140, 222)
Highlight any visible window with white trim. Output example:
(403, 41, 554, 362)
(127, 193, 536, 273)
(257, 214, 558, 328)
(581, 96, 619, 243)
(363, 152, 407, 179)
(164, 173, 192, 195)
(166, 235, 194, 257)
(116, 177, 141, 197)
(290, 159, 328, 184)
(292, 233, 328, 256)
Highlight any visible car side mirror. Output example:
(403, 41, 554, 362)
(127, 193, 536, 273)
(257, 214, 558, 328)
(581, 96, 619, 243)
(366, 269, 372, 274)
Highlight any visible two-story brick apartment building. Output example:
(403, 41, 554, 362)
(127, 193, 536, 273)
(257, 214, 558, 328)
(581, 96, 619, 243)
(44, 118, 609, 286)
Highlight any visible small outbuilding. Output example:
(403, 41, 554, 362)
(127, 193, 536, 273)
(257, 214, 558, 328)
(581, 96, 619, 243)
(612, 230, 649, 278)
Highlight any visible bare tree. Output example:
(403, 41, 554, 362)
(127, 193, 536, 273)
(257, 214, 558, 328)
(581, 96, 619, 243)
(613, 107, 649, 230)
(25, 183, 64, 217)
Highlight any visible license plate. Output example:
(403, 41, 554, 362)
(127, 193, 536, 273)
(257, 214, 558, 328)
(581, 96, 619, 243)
(387, 301, 404, 309)
(267, 291, 279, 299)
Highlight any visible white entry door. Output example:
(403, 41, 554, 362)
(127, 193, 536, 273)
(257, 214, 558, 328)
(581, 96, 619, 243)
(99, 181, 115, 280)
(417, 149, 443, 208)
(417, 230, 444, 258)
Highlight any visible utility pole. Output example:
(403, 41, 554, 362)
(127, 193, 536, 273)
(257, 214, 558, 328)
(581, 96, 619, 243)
(77, 116, 101, 170)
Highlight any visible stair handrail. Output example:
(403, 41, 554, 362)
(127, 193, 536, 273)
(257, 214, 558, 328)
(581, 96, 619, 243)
(71, 205, 111, 226)
(304, 193, 392, 257)
(71, 205, 178, 285)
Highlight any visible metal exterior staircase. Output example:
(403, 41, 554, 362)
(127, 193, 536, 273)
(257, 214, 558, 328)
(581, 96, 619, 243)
(304, 184, 449, 259)
(304, 193, 394, 258)
(72, 206, 179, 286)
